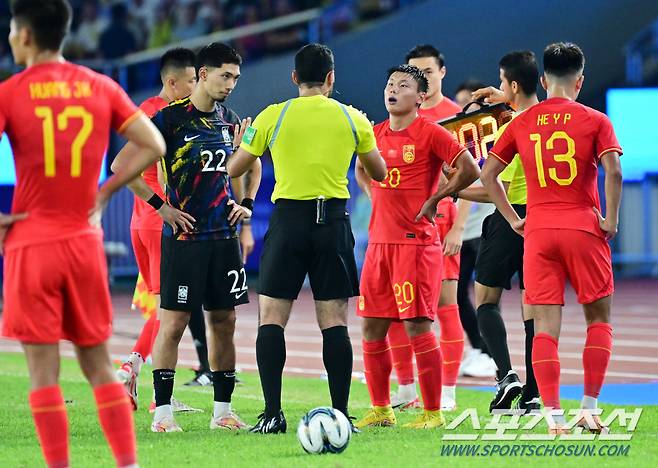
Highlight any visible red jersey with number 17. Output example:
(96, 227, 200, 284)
(0, 61, 140, 251)
(369, 115, 465, 245)
(130, 95, 168, 231)
(489, 97, 622, 238)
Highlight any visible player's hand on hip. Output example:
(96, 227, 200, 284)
(443, 226, 463, 256)
(0, 211, 27, 227)
(233, 117, 252, 150)
(415, 198, 438, 225)
(511, 217, 526, 237)
(158, 204, 196, 234)
(471, 86, 506, 104)
(593, 207, 617, 241)
(239, 224, 255, 263)
(227, 199, 252, 226)
(0, 212, 27, 255)
(89, 189, 111, 228)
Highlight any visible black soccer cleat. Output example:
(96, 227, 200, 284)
(489, 370, 523, 413)
(183, 370, 213, 387)
(514, 396, 541, 415)
(348, 416, 361, 434)
(249, 410, 287, 434)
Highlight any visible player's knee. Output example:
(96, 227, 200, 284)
(208, 310, 236, 335)
(404, 318, 432, 337)
(361, 319, 388, 341)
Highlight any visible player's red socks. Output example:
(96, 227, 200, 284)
(410, 332, 442, 411)
(387, 321, 415, 385)
(583, 323, 613, 398)
(29, 385, 69, 468)
(437, 304, 464, 386)
(93, 383, 137, 467)
(362, 338, 393, 406)
(532, 333, 561, 409)
(132, 314, 159, 360)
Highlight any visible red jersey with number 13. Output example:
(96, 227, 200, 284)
(0, 61, 140, 251)
(489, 97, 622, 238)
(130, 95, 168, 231)
(369, 115, 465, 245)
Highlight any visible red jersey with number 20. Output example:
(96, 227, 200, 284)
(489, 97, 622, 238)
(369, 115, 465, 245)
(0, 62, 140, 251)
(130, 95, 168, 231)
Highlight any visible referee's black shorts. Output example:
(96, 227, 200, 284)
(475, 204, 526, 290)
(258, 198, 359, 301)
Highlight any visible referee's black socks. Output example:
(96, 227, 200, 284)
(213, 370, 236, 403)
(321, 326, 353, 418)
(523, 319, 539, 400)
(153, 369, 175, 407)
(477, 303, 513, 380)
(256, 324, 286, 418)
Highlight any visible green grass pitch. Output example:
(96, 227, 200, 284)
(1, 352, 656, 467)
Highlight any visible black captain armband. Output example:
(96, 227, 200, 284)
(240, 198, 254, 212)
(147, 194, 165, 210)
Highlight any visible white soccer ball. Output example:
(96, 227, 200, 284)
(296, 407, 351, 454)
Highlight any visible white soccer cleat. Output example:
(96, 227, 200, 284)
(171, 397, 203, 413)
(441, 386, 457, 412)
(210, 411, 249, 430)
(391, 386, 421, 411)
(460, 350, 497, 378)
(151, 416, 183, 433)
(116, 361, 133, 384)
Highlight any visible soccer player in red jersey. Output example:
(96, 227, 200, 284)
(354, 65, 478, 429)
(0, 1, 166, 466)
(113, 47, 198, 409)
(385, 45, 468, 411)
(482, 42, 622, 433)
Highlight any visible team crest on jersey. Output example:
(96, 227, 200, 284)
(403, 145, 415, 163)
(222, 126, 232, 143)
(358, 296, 365, 311)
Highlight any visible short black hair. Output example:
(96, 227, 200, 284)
(405, 44, 445, 69)
(11, 0, 71, 51)
(294, 43, 334, 86)
(455, 79, 486, 95)
(499, 50, 538, 96)
(196, 42, 242, 71)
(387, 64, 429, 93)
(160, 48, 196, 76)
(543, 42, 585, 78)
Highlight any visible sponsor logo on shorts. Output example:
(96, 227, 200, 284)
(177, 285, 189, 303)
(403, 145, 415, 163)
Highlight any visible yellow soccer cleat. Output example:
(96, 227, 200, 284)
(355, 406, 397, 428)
(402, 409, 445, 429)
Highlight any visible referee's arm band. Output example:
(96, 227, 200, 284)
(147, 194, 165, 210)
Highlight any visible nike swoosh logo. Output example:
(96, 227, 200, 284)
(235, 291, 248, 299)
(184, 134, 200, 142)
(399, 306, 411, 313)
(162, 376, 174, 380)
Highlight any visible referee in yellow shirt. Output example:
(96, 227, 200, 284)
(227, 43, 386, 433)
(458, 51, 540, 414)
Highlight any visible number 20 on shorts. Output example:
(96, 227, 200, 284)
(393, 281, 415, 312)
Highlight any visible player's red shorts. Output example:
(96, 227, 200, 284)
(524, 228, 613, 305)
(2, 234, 113, 346)
(357, 243, 443, 320)
(130, 228, 161, 294)
(437, 198, 460, 281)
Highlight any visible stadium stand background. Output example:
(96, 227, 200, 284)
(0, 0, 656, 281)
